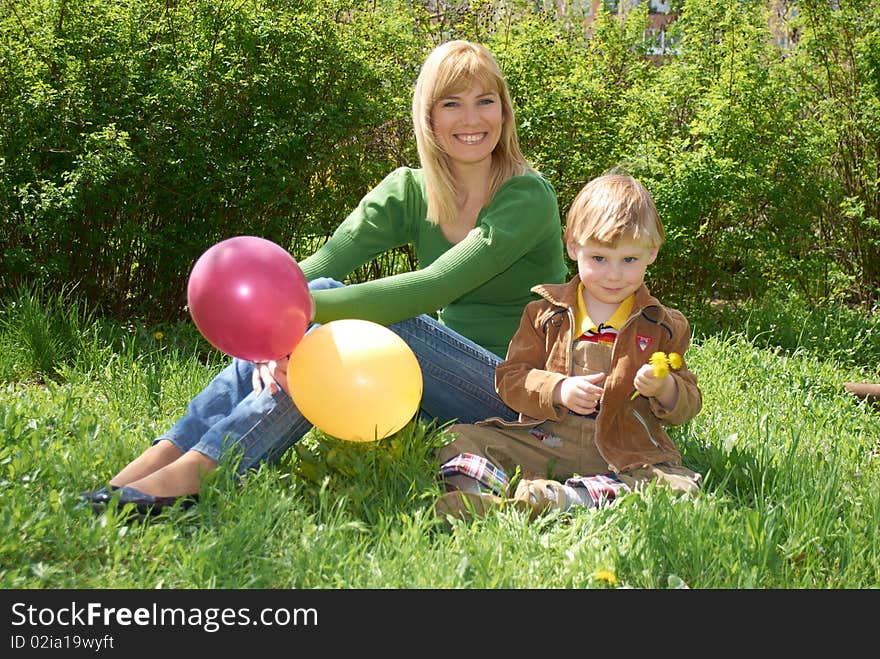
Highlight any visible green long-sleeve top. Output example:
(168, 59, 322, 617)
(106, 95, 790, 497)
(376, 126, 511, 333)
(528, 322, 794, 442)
(298, 167, 568, 358)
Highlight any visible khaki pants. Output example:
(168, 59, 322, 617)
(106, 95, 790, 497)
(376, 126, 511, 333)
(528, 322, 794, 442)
(438, 413, 701, 496)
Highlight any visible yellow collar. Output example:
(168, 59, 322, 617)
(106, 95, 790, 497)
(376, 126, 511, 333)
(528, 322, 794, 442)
(574, 284, 634, 337)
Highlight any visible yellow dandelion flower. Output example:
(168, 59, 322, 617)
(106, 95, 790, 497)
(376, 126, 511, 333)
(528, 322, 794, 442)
(154, 332, 164, 341)
(593, 569, 618, 586)
(649, 351, 668, 367)
(631, 351, 683, 400)
(650, 351, 670, 379)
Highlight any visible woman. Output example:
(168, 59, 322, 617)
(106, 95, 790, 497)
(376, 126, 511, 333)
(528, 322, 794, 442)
(80, 40, 568, 514)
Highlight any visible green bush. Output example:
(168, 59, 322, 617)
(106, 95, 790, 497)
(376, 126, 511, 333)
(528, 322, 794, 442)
(0, 0, 417, 319)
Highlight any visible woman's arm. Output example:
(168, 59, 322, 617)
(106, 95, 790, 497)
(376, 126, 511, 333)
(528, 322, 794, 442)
(305, 174, 561, 326)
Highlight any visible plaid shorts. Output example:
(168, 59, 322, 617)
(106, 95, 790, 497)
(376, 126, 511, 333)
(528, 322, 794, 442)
(439, 453, 510, 496)
(565, 473, 630, 506)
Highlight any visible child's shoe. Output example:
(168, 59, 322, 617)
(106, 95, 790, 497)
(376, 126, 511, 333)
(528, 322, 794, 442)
(433, 479, 570, 523)
(511, 478, 568, 518)
(433, 491, 505, 522)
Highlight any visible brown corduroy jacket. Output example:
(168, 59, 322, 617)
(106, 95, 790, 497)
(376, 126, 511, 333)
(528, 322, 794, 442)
(488, 276, 702, 473)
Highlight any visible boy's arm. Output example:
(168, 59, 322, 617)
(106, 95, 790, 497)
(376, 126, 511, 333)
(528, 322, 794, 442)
(648, 311, 702, 425)
(495, 303, 568, 421)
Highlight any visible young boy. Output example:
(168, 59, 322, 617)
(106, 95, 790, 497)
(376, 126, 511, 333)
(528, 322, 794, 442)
(434, 173, 703, 520)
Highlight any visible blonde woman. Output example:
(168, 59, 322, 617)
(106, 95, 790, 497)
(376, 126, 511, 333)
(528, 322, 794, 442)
(81, 40, 567, 514)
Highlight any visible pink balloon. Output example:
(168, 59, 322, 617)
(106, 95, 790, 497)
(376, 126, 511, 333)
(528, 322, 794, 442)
(187, 236, 311, 361)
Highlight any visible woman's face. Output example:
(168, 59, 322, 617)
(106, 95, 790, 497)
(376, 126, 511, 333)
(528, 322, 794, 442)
(430, 81, 503, 168)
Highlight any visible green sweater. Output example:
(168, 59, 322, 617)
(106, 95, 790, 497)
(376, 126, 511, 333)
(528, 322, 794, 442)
(298, 167, 567, 358)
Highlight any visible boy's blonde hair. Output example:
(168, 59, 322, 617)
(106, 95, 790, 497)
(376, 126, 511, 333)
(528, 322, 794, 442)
(412, 40, 532, 226)
(564, 174, 664, 248)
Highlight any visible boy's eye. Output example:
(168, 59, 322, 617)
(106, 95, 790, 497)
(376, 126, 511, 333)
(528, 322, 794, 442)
(592, 256, 605, 263)
(624, 257, 637, 263)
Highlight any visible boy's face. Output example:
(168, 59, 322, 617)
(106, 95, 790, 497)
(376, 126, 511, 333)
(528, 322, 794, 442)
(567, 238, 658, 307)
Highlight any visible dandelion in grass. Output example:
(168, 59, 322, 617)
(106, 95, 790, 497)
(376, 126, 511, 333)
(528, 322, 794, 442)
(630, 351, 682, 400)
(154, 331, 164, 341)
(593, 569, 618, 587)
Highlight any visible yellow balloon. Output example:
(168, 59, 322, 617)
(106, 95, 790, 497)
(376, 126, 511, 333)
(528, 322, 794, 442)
(287, 319, 423, 442)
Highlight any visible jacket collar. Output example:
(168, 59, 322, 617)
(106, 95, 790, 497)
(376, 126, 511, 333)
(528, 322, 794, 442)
(532, 277, 661, 316)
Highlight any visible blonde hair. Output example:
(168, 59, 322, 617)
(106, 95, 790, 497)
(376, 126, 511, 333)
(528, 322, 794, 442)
(412, 40, 532, 226)
(564, 174, 665, 248)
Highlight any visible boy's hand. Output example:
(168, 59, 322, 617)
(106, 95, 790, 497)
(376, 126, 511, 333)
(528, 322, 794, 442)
(633, 363, 677, 408)
(251, 356, 291, 396)
(554, 372, 606, 415)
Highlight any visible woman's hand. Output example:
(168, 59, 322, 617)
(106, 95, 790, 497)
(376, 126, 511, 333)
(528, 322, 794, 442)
(250, 293, 313, 396)
(251, 356, 291, 395)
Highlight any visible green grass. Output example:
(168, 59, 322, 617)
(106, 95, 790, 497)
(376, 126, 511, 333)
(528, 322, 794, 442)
(1, 285, 878, 589)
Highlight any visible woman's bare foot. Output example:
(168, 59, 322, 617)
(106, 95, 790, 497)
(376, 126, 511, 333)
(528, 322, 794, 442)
(108, 439, 183, 488)
(121, 450, 218, 498)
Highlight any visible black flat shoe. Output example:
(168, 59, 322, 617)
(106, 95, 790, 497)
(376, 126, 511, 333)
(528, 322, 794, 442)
(114, 486, 199, 516)
(82, 485, 197, 516)
(79, 485, 120, 511)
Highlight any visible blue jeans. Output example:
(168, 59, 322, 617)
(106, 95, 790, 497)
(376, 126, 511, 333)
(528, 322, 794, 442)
(160, 278, 517, 474)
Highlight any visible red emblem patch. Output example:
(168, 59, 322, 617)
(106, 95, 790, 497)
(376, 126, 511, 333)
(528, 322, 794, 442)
(637, 335, 652, 352)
